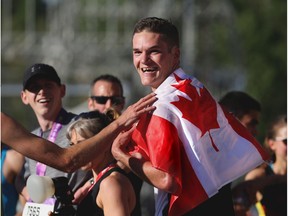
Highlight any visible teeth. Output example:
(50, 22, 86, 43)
(142, 67, 157, 72)
(39, 99, 49, 103)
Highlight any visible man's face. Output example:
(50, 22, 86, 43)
(88, 80, 124, 114)
(239, 110, 260, 137)
(271, 125, 287, 160)
(132, 31, 180, 91)
(21, 78, 65, 119)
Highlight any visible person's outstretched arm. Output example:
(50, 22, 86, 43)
(1, 93, 157, 172)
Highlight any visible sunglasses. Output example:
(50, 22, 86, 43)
(274, 137, 287, 145)
(90, 96, 125, 105)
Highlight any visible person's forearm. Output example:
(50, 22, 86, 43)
(61, 119, 127, 172)
(1, 112, 55, 161)
(116, 151, 179, 194)
(1, 112, 114, 171)
(1, 114, 132, 172)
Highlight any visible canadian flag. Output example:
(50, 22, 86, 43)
(131, 68, 269, 216)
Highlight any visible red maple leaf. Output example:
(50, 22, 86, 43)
(170, 74, 220, 151)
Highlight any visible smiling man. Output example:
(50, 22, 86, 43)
(111, 17, 269, 216)
(19, 63, 91, 206)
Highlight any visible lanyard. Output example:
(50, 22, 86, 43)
(36, 122, 62, 176)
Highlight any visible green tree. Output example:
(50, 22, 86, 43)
(233, 0, 287, 141)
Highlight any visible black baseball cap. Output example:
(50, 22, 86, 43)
(23, 63, 61, 90)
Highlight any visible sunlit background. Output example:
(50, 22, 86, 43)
(1, 0, 287, 142)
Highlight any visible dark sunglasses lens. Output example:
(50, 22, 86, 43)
(283, 139, 287, 145)
(91, 96, 108, 104)
(91, 96, 124, 105)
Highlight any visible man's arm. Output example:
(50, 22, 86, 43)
(111, 126, 180, 194)
(1, 93, 157, 172)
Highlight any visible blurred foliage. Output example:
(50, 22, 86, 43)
(232, 0, 287, 142)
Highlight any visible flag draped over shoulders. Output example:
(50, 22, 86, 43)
(131, 68, 269, 216)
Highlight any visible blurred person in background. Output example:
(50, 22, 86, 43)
(218, 91, 261, 137)
(243, 114, 287, 216)
(1, 144, 25, 216)
(88, 74, 125, 114)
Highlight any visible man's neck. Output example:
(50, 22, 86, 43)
(37, 109, 62, 132)
(38, 120, 54, 132)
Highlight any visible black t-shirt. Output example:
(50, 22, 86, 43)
(177, 184, 235, 216)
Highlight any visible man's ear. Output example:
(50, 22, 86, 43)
(267, 138, 276, 150)
(60, 84, 66, 98)
(87, 98, 94, 111)
(21, 91, 29, 105)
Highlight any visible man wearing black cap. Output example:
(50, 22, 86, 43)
(19, 63, 92, 208)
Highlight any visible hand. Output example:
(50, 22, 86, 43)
(131, 151, 144, 160)
(48, 211, 54, 216)
(112, 126, 135, 161)
(116, 92, 156, 129)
